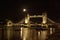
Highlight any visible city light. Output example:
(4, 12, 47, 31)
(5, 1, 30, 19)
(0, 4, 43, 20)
(25, 17, 28, 23)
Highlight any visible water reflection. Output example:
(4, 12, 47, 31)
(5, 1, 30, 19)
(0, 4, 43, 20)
(0, 26, 55, 40)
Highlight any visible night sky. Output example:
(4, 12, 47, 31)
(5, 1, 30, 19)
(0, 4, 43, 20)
(0, 0, 60, 23)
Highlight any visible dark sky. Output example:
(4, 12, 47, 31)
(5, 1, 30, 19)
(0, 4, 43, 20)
(0, 0, 60, 22)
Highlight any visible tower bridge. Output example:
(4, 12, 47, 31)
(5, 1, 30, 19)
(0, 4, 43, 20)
(0, 12, 60, 40)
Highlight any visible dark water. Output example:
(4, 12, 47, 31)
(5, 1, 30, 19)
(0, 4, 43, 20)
(0, 25, 60, 40)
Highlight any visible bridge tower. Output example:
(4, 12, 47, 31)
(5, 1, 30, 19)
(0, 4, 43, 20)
(22, 12, 48, 40)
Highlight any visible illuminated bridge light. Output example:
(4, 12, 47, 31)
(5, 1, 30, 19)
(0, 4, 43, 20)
(25, 18, 28, 23)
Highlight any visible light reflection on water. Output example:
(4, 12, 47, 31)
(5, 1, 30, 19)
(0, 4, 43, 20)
(0, 26, 55, 40)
